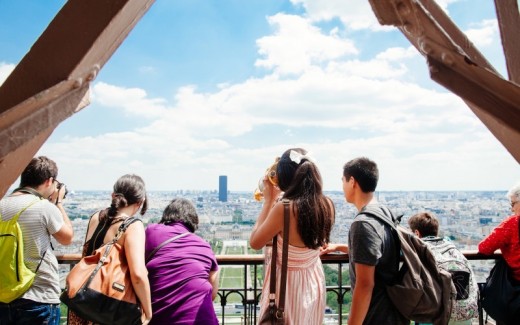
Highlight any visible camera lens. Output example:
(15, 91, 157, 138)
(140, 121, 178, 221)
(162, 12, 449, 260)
(61, 183, 68, 199)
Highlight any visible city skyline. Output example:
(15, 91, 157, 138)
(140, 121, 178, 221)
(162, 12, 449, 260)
(1, 1, 519, 192)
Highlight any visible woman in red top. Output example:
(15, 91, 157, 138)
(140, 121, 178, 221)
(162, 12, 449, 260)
(478, 182, 520, 281)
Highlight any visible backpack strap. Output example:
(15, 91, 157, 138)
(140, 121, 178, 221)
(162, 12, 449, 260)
(12, 187, 45, 200)
(2, 197, 46, 273)
(358, 205, 402, 285)
(360, 205, 398, 229)
(10, 198, 43, 223)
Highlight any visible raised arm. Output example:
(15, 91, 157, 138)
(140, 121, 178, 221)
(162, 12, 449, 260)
(51, 185, 74, 245)
(249, 201, 284, 250)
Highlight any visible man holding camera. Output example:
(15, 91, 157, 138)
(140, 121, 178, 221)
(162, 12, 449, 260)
(0, 156, 73, 325)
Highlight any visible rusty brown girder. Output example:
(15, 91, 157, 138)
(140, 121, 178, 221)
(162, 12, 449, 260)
(369, 0, 520, 164)
(0, 0, 155, 197)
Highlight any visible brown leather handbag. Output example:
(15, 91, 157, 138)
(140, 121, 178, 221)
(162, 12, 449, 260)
(259, 199, 290, 325)
(60, 217, 142, 325)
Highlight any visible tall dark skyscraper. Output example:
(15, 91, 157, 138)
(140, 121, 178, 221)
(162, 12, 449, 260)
(219, 175, 228, 202)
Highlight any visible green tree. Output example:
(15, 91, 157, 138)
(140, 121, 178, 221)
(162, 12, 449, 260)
(324, 264, 351, 316)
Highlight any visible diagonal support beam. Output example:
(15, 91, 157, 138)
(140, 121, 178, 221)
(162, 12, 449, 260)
(0, 83, 89, 198)
(0, 0, 156, 197)
(428, 56, 520, 160)
(369, 0, 520, 163)
(495, 0, 520, 84)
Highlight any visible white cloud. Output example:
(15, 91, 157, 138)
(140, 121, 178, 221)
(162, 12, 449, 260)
(92, 82, 169, 118)
(255, 13, 358, 74)
(376, 46, 418, 61)
(0, 62, 15, 86)
(42, 47, 510, 191)
(465, 19, 499, 47)
(35, 2, 519, 192)
(289, 0, 466, 31)
(290, 0, 384, 30)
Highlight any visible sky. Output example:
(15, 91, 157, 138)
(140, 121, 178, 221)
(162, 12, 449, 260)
(1, 0, 519, 192)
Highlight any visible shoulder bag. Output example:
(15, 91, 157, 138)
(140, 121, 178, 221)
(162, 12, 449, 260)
(259, 199, 290, 325)
(60, 217, 142, 325)
(481, 216, 520, 325)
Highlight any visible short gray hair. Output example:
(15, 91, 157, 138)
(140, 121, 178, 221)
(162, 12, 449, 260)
(507, 181, 520, 201)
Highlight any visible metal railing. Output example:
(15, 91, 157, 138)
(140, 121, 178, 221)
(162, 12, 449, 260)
(56, 251, 500, 325)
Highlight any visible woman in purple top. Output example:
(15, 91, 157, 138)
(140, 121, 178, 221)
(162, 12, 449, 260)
(145, 198, 220, 325)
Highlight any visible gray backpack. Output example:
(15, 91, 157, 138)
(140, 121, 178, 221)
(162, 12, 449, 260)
(361, 206, 456, 325)
(423, 238, 479, 321)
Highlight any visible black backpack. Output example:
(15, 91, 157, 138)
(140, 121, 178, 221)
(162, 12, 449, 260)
(360, 206, 456, 325)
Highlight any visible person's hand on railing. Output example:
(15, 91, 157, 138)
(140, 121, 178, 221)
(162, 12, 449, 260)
(320, 243, 349, 255)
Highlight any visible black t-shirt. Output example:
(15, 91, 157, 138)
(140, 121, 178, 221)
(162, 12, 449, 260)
(348, 204, 409, 324)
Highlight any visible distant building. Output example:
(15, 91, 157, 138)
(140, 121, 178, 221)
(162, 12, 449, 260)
(219, 175, 228, 202)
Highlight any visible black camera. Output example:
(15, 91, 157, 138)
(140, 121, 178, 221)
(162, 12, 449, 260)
(57, 182, 68, 199)
(54, 182, 68, 205)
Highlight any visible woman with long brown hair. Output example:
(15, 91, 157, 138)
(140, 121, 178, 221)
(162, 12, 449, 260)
(250, 148, 335, 324)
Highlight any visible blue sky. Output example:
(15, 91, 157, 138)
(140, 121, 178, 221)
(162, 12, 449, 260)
(1, 0, 519, 192)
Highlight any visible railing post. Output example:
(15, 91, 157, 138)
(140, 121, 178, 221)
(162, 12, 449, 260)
(243, 263, 248, 324)
(338, 263, 343, 325)
(253, 263, 258, 322)
(220, 291, 227, 325)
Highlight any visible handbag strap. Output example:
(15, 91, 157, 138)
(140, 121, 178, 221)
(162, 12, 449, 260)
(113, 217, 141, 242)
(268, 199, 290, 319)
(146, 232, 190, 263)
(82, 217, 141, 289)
(278, 199, 290, 315)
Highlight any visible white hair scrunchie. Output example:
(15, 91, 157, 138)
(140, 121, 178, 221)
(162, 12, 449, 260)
(289, 150, 315, 164)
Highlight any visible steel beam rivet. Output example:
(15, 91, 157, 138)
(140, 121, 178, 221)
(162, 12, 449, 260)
(419, 40, 433, 55)
(73, 78, 83, 89)
(442, 52, 454, 66)
(86, 64, 100, 82)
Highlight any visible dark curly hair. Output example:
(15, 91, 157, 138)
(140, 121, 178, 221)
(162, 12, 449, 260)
(277, 148, 334, 249)
(159, 198, 199, 232)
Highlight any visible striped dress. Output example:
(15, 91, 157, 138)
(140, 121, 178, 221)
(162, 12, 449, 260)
(258, 236, 326, 325)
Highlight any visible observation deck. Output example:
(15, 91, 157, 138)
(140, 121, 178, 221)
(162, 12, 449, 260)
(57, 250, 499, 325)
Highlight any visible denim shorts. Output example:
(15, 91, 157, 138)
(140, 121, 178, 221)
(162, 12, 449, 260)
(0, 298, 60, 325)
